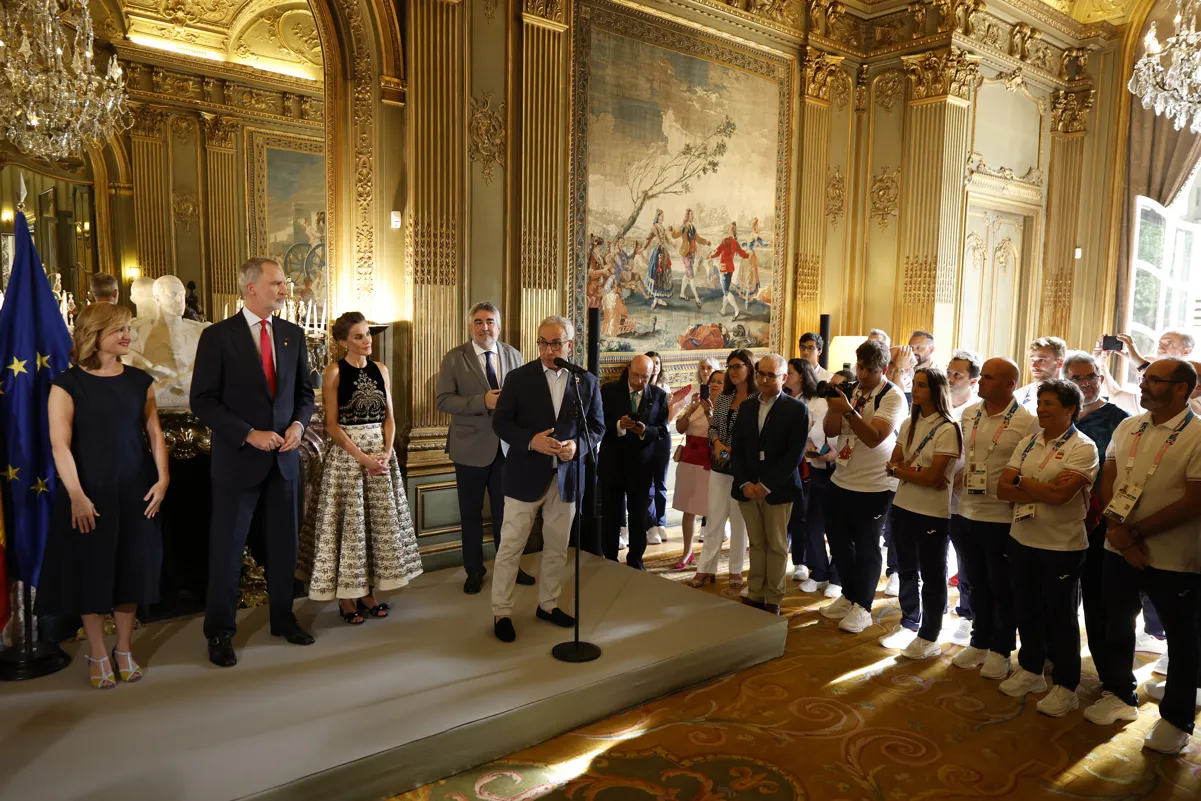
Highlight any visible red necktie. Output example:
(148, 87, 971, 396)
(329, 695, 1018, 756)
(259, 319, 276, 396)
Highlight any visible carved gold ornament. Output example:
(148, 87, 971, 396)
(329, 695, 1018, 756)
(1050, 89, 1095, 134)
(468, 93, 507, 186)
(830, 69, 851, 110)
(170, 115, 195, 143)
(751, 0, 803, 26)
(826, 167, 846, 228)
(131, 105, 167, 139)
(525, 0, 565, 23)
(804, 51, 846, 102)
(903, 46, 981, 101)
(870, 167, 901, 229)
(203, 114, 238, 149)
(875, 71, 904, 113)
(172, 191, 200, 235)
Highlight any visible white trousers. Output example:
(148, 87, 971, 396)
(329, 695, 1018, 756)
(491, 477, 575, 617)
(695, 471, 748, 577)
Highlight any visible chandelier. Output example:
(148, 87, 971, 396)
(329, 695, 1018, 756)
(1128, 1, 1201, 133)
(0, 0, 129, 161)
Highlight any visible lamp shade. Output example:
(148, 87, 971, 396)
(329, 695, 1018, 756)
(827, 335, 867, 373)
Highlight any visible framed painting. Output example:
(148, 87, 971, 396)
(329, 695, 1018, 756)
(246, 129, 328, 306)
(569, 0, 794, 380)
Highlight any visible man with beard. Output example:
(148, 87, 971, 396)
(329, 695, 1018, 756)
(1015, 336, 1067, 410)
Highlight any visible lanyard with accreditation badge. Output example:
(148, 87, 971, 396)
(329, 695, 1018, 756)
(965, 400, 1019, 494)
(1104, 411, 1195, 523)
(835, 385, 876, 466)
(1011, 427, 1076, 523)
(901, 420, 948, 469)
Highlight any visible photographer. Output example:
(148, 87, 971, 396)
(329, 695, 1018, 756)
(819, 339, 909, 634)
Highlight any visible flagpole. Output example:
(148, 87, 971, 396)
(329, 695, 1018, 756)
(0, 583, 70, 681)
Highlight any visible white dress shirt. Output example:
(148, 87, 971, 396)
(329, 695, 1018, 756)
(542, 365, 568, 465)
(242, 306, 277, 372)
(758, 391, 779, 432)
(472, 340, 504, 388)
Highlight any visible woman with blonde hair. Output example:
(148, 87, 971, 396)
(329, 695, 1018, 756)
(38, 302, 169, 688)
(298, 312, 422, 624)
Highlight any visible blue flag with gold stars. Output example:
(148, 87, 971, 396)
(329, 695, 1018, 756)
(0, 211, 73, 587)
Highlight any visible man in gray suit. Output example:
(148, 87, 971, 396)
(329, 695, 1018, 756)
(436, 301, 532, 594)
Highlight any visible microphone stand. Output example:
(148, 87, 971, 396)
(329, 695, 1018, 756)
(551, 373, 602, 664)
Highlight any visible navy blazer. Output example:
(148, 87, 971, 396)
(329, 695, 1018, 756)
(729, 393, 808, 505)
(597, 380, 669, 482)
(492, 360, 605, 503)
(190, 313, 315, 486)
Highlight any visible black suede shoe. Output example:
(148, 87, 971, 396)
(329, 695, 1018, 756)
(536, 607, 576, 627)
(464, 573, 484, 595)
(741, 597, 766, 611)
(494, 617, 516, 642)
(271, 623, 315, 646)
(516, 568, 536, 586)
(207, 635, 237, 668)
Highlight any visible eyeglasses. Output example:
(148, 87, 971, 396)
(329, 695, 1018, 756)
(727, 363, 747, 370)
(799, 344, 818, 353)
(536, 339, 566, 350)
(755, 371, 785, 380)
(1141, 376, 1186, 387)
(1067, 373, 1101, 385)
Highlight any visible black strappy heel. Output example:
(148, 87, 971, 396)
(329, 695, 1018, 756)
(357, 599, 390, 618)
(339, 602, 365, 625)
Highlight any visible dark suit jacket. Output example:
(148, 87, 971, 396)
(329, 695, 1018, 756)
(492, 360, 605, 503)
(190, 313, 315, 486)
(729, 393, 808, 505)
(597, 380, 669, 483)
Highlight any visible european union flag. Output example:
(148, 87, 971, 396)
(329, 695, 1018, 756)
(0, 211, 73, 587)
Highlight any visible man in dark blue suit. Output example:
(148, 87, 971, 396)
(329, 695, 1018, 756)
(599, 354, 669, 570)
(490, 315, 604, 642)
(191, 257, 315, 667)
(730, 354, 808, 615)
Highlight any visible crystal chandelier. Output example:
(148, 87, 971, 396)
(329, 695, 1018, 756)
(1128, 1, 1201, 133)
(0, 0, 130, 161)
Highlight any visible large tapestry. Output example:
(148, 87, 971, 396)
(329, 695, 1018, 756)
(570, 0, 793, 371)
(247, 130, 327, 307)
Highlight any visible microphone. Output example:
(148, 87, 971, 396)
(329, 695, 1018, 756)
(553, 357, 590, 375)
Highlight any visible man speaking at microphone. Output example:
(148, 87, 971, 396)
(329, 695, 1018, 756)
(490, 315, 605, 643)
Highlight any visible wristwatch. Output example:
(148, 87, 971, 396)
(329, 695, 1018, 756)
(1013, 474, 1023, 487)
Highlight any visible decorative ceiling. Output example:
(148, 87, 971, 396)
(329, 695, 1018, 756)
(91, 0, 323, 81)
(1035, 0, 1138, 24)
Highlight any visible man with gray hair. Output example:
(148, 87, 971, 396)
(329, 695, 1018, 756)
(436, 301, 528, 594)
(90, 272, 119, 304)
(729, 353, 809, 614)
(489, 315, 604, 642)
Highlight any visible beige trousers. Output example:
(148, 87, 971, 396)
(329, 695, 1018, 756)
(739, 498, 793, 606)
(491, 477, 576, 617)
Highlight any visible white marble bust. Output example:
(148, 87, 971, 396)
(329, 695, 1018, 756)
(125, 275, 211, 408)
(130, 276, 157, 324)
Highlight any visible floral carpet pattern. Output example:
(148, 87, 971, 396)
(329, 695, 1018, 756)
(393, 546, 1200, 801)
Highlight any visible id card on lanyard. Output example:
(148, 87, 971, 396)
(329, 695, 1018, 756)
(967, 400, 1018, 495)
(902, 420, 947, 468)
(1103, 411, 1194, 523)
(1012, 428, 1076, 523)
(835, 386, 876, 467)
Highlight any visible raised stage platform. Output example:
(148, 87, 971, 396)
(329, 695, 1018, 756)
(0, 552, 786, 801)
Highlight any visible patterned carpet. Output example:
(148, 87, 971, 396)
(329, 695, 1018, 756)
(391, 544, 1201, 801)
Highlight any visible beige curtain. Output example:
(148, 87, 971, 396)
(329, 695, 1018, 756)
(1117, 0, 1201, 323)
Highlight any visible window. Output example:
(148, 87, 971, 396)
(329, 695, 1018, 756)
(1126, 168, 1201, 381)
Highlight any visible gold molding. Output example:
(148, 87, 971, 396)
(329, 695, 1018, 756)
(172, 190, 200, 234)
(902, 45, 981, 102)
(1050, 88, 1095, 134)
(469, 93, 507, 186)
(826, 166, 846, 228)
(869, 167, 901, 228)
(113, 41, 323, 94)
(803, 49, 846, 102)
(202, 113, 240, 150)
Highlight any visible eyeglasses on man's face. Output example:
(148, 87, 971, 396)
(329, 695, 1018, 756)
(1141, 376, 1185, 387)
(536, 339, 566, 350)
(1067, 373, 1100, 385)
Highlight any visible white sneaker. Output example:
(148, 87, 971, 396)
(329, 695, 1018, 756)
(1036, 685, 1079, 717)
(1144, 679, 1201, 706)
(799, 579, 827, 593)
(824, 582, 843, 599)
(952, 646, 989, 669)
(657, 525, 668, 541)
(1144, 718, 1190, 755)
(838, 604, 873, 633)
(949, 618, 972, 647)
(1084, 692, 1139, 725)
(879, 624, 917, 650)
(980, 651, 1012, 680)
(1135, 630, 1168, 655)
(646, 528, 664, 545)
(999, 668, 1047, 698)
(792, 564, 810, 582)
(820, 595, 853, 619)
(902, 637, 941, 660)
(1152, 653, 1170, 676)
(884, 573, 900, 596)
(618, 528, 629, 550)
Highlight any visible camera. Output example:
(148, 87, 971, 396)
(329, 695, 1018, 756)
(815, 380, 855, 400)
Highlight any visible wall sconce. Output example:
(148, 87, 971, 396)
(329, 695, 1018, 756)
(0, 210, 12, 224)
(123, 265, 141, 281)
(83, 221, 90, 233)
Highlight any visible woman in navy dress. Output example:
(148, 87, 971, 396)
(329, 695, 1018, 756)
(38, 302, 169, 688)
